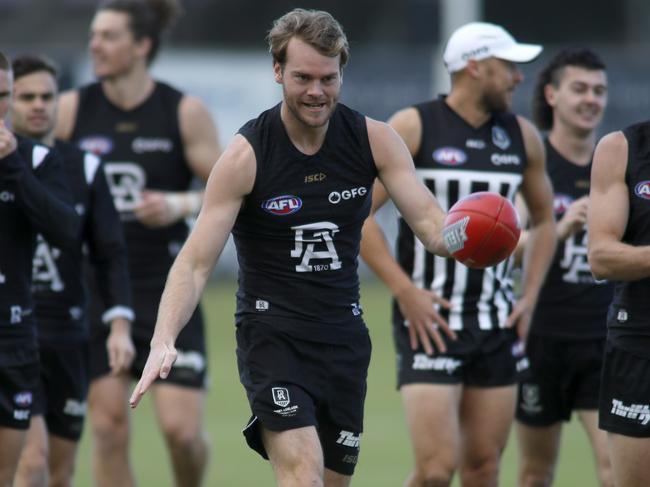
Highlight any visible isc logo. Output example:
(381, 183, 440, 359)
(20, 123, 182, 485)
(634, 181, 650, 200)
(262, 195, 302, 215)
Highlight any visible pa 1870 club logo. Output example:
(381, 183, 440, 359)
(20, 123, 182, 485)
(262, 195, 302, 215)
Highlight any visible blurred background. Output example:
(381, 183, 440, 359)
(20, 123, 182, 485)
(1, 1, 648, 484)
(3, 0, 647, 276)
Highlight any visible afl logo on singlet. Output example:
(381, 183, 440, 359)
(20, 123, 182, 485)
(432, 147, 467, 166)
(78, 136, 113, 156)
(553, 194, 573, 215)
(634, 181, 650, 200)
(262, 195, 302, 215)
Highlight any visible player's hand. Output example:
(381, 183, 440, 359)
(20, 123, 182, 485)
(129, 341, 177, 408)
(395, 284, 456, 356)
(0, 121, 17, 160)
(106, 318, 135, 375)
(504, 295, 534, 346)
(556, 196, 589, 240)
(133, 190, 180, 228)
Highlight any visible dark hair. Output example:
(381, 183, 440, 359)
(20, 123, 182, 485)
(12, 55, 58, 81)
(532, 48, 606, 130)
(98, 0, 182, 64)
(267, 8, 349, 69)
(0, 51, 10, 71)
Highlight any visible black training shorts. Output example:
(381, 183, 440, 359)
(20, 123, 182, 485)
(599, 341, 650, 437)
(236, 318, 371, 476)
(0, 343, 39, 430)
(516, 334, 604, 426)
(394, 324, 524, 388)
(32, 339, 89, 440)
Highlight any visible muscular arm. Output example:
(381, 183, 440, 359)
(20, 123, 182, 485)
(509, 117, 557, 337)
(588, 131, 650, 280)
(134, 95, 222, 226)
(360, 114, 454, 354)
(130, 134, 255, 406)
(54, 90, 78, 141)
(367, 117, 448, 255)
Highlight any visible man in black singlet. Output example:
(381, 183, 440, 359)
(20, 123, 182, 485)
(9, 55, 135, 487)
(0, 51, 79, 487)
(129, 8, 455, 486)
(55, 2, 221, 486)
(360, 22, 557, 486)
(588, 100, 650, 487)
(515, 49, 613, 487)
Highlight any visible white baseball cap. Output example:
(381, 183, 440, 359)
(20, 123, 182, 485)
(443, 22, 542, 73)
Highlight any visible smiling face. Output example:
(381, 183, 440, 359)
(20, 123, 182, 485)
(274, 36, 342, 129)
(89, 10, 150, 80)
(546, 65, 608, 134)
(10, 70, 58, 140)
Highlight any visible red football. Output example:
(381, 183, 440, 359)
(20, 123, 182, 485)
(442, 191, 521, 269)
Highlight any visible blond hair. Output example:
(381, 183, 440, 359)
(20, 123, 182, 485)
(267, 9, 349, 69)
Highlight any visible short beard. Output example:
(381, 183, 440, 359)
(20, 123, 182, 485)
(283, 86, 338, 129)
(479, 90, 509, 114)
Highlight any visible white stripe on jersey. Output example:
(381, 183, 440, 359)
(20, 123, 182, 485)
(83, 152, 101, 185)
(415, 168, 523, 330)
(32, 145, 49, 169)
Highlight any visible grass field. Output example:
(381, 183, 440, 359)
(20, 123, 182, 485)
(73, 279, 600, 486)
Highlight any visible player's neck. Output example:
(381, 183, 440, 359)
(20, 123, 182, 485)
(548, 127, 596, 166)
(101, 68, 155, 111)
(39, 132, 56, 147)
(445, 90, 490, 128)
(280, 102, 328, 156)
(14, 130, 55, 148)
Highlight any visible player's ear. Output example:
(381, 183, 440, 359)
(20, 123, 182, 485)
(465, 59, 481, 79)
(273, 62, 283, 84)
(135, 37, 152, 62)
(544, 83, 557, 107)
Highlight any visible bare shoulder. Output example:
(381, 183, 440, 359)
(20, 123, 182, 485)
(211, 134, 256, 189)
(592, 131, 628, 180)
(366, 117, 404, 154)
(178, 94, 217, 137)
(516, 115, 543, 147)
(516, 115, 545, 163)
(387, 106, 421, 155)
(388, 106, 420, 131)
(55, 90, 79, 140)
(179, 94, 213, 121)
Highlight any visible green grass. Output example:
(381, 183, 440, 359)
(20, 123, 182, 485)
(73, 279, 600, 486)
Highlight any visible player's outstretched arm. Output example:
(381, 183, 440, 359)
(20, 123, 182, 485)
(129, 135, 256, 407)
(588, 131, 650, 280)
(366, 118, 449, 256)
(506, 117, 556, 342)
(362, 118, 455, 354)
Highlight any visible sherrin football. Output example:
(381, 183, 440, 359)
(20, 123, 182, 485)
(442, 191, 521, 269)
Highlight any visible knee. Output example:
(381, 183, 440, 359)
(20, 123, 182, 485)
(411, 463, 454, 487)
(460, 458, 500, 487)
(413, 472, 453, 487)
(161, 419, 207, 452)
(273, 453, 323, 487)
(519, 459, 555, 487)
(520, 471, 554, 487)
(90, 406, 129, 450)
